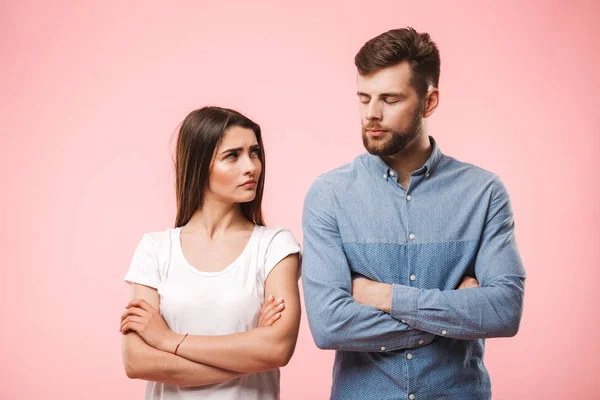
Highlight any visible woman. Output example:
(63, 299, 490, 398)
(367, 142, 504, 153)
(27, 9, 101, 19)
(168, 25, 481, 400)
(120, 106, 301, 399)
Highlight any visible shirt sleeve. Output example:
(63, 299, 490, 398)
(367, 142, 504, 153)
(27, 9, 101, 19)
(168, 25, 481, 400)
(264, 228, 301, 280)
(124, 234, 161, 289)
(390, 177, 526, 339)
(302, 177, 434, 352)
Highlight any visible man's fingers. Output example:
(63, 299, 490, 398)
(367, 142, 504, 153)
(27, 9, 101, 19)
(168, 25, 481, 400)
(457, 276, 479, 290)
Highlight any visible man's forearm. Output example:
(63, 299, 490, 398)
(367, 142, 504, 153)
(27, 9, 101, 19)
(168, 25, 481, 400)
(390, 281, 524, 339)
(352, 276, 523, 340)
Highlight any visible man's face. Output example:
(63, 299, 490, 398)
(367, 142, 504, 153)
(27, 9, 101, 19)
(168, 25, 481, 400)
(357, 62, 424, 156)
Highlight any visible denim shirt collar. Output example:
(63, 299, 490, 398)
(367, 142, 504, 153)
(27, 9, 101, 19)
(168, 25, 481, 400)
(366, 136, 443, 180)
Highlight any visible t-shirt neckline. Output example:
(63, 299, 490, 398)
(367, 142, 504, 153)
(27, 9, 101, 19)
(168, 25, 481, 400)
(174, 225, 260, 277)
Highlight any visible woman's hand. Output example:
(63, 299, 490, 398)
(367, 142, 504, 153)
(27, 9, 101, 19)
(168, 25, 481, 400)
(120, 298, 182, 353)
(258, 295, 285, 327)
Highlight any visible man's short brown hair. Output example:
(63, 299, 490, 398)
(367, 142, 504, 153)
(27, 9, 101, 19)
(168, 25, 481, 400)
(355, 27, 441, 98)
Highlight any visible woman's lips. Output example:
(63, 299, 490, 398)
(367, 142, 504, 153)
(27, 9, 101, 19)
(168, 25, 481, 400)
(241, 180, 257, 188)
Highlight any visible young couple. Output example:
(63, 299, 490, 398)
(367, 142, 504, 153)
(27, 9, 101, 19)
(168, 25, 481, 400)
(120, 27, 526, 400)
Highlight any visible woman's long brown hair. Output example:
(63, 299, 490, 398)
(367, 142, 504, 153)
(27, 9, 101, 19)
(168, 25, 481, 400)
(174, 106, 266, 228)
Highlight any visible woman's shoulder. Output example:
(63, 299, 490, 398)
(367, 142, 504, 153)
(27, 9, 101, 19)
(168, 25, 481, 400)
(257, 225, 297, 241)
(255, 226, 300, 253)
(138, 227, 178, 253)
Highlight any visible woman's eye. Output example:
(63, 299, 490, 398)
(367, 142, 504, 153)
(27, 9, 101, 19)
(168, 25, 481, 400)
(226, 153, 238, 159)
(250, 149, 260, 156)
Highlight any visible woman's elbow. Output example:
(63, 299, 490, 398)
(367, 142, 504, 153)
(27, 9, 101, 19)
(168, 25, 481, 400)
(122, 337, 146, 379)
(123, 352, 141, 379)
(124, 363, 138, 379)
(269, 341, 297, 369)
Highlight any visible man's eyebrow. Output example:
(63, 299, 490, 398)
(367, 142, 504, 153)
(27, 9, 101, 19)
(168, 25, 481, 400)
(356, 92, 405, 97)
(380, 92, 404, 97)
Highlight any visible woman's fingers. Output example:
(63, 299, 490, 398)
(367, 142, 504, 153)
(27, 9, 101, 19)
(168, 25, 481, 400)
(258, 296, 276, 319)
(120, 306, 147, 323)
(266, 311, 283, 326)
(260, 296, 277, 315)
(120, 315, 144, 333)
(260, 300, 286, 326)
(125, 298, 154, 312)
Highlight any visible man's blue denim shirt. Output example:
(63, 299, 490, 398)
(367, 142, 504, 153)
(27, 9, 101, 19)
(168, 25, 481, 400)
(302, 137, 525, 400)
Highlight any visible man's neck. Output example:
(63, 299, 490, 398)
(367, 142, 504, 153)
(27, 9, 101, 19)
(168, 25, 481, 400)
(381, 133, 432, 188)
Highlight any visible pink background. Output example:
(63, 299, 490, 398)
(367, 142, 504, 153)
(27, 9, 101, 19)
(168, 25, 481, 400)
(2, 1, 599, 398)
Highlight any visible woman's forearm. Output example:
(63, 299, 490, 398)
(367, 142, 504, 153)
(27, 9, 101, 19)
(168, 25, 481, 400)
(123, 332, 244, 387)
(175, 326, 296, 374)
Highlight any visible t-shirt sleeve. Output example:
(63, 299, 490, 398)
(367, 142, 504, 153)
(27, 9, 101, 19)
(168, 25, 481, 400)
(124, 234, 161, 289)
(264, 229, 301, 280)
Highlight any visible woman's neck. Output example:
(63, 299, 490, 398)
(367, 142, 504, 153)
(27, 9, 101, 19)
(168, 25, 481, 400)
(184, 197, 251, 239)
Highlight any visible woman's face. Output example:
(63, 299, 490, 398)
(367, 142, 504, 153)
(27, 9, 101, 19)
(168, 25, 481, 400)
(206, 126, 262, 204)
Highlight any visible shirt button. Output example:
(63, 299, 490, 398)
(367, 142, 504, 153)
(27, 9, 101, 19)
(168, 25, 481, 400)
(407, 353, 413, 360)
(401, 319, 407, 323)
(418, 339, 425, 345)
(409, 394, 416, 400)
(382, 173, 387, 179)
(390, 171, 395, 176)
(409, 233, 415, 240)
(410, 274, 416, 281)
(442, 330, 448, 335)
(425, 172, 430, 178)
(380, 346, 386, 351)
(406, 194, 412, 201)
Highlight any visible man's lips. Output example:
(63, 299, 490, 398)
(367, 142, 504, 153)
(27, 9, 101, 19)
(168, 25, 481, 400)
(366, 129, 388, 137)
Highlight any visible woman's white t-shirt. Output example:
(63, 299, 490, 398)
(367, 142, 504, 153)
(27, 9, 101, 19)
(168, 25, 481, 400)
(124, 225, 301, 400)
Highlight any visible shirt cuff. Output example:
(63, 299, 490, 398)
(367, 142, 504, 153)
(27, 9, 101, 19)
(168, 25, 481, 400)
(390, 284, 419, 326)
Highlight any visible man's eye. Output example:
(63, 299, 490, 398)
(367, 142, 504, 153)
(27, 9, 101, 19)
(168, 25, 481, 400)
(384, 99, 399, 104)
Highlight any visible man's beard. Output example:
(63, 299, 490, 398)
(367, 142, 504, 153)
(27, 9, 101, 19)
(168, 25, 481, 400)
(362, 103, 424, 156)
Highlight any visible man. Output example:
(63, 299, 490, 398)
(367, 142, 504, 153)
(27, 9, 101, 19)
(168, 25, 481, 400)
(302, 27, 525, 399)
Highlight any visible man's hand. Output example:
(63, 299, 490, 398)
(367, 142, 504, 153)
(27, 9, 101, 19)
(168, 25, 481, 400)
(457, 276, 479, 289)
(352, 277, 392, 313)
